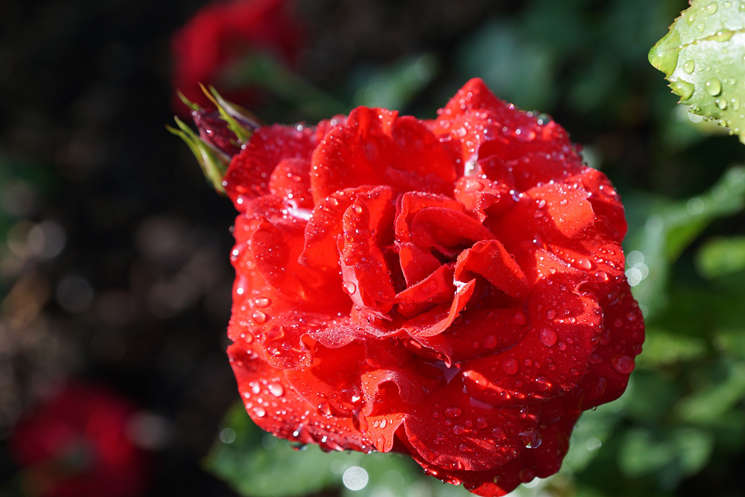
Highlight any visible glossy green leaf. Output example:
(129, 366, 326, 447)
(696, 236, 745, 277)
(649, 0, 745, 142)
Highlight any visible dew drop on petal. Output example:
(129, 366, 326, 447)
(445, 407, 462, 418)
(612, 355, 635, 374)
(539, 328, 558, 347)
(268, 384, 284, 397)
(254, 297, 271, 308)
(252, 310, 267, 324)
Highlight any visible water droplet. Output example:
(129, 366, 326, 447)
(577, 257, 593, 270)
(539, 328, 558, 347)
(706, 78, 722, 96)
(514, 127, 536, 142)
(445, 407, 462, 418)
(453, 424, 466, 435)
(343, 281, 356, 294)
(683, 60, 695, 74)
(705, 2, 718, 14)
(612, 355, 635, 374)
(268, 384, 284, 397)
(252, 310, 267, 324)
(502, 359, 519, 375)
(353, 205, 363, 215)
(519, 430, 543, 449)
(717, 99, 728, 110)
(476, 417, 488, 429)
(546, 309, 556, 320)
(670, 80, 694, 100)
(254, 297, 271, 308)
(253, 406, 267, 418)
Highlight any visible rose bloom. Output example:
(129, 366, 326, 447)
(200, 78, 644, 496)
(171, 0, 302, 114)
(10, 383, 147, 497)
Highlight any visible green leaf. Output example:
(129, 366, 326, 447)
(351, 54, 438, 110)
(624, 371, 682, 423)
(714, 328, 745, 359)
(696, 236, 745, 277)
(675, 359, 745, 423)
(649, 0, 745, 142)
(636, 328, 707, 367)
(625, 166, 745, 317)
(619, 427, 714, 487)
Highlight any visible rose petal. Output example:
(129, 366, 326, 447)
(301, 186, 392, 271)
(396, 264, 454, 317)
(338, 194, 396, 314)
(455, 240, 529, 298)
(414, 307, 528, 364)
(409, 208, 495, 256)
(224, 125, 317, 210)
(454, 175, 512, 222)
(229, 344, 373, 453)
(462, 275, 602, 404)
(402, 279, 476, 338)
(269, 157, 313, 209)
(310, 108, 456, 202)
(396, 242, 442, 286)
(401, 383, 533, 473)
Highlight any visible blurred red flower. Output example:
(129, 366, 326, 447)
(171, 0, 302, 114)
(210, 78, 643, 496)
(10, 383, 147, 497)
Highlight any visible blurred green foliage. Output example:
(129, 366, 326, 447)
(204, 0, 745, 496)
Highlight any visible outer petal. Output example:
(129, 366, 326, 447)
(224, 125, 317, 210)
(229, 344, 373, 453)
(310, 108, 456, 202)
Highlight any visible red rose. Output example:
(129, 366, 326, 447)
(213, 78, 643, 496)
(10, 383, 147, 497)
(171, 0, 302, 114)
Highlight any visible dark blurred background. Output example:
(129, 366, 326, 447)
(2, 1, 745, 496)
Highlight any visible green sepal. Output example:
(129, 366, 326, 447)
(199, 84, 257, 143)
(177, 91, 202, 112)
(167, 116, 229, 194)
